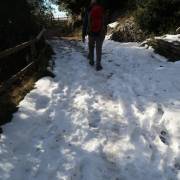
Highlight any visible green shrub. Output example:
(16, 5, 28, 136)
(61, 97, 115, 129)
(135, 0, 180, 35)
(0, 0, 48, 50)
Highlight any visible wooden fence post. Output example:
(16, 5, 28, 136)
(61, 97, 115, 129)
(0, 28, 46, 88)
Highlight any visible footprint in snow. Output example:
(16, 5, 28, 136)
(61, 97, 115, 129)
(115, 63, 120, 67)
(157, 105, 164, 116)
(159, 130, 170, 145)
(107, 73, 114, 79)
(154, 104, 164, 124)
(174, 157, 180, 171)
(88, 110, 101, 128)
(130, 127, 142, 143)
(34, 95, 50, 110)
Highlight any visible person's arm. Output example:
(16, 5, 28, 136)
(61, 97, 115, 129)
(102, 9, 109, 35)
(82, 9, 88, 42)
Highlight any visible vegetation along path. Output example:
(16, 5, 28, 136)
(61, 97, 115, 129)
(0, 37, 180, 180)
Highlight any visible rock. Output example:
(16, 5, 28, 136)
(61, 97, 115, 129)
(143, 38, 180, 62)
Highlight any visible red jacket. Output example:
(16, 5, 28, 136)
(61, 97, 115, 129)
(90, 4, 104, 33)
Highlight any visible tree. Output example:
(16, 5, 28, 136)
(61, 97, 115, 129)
(135, 0, 180, 34)
(52, 0, 136, 15)
(0, 0, 49, 50)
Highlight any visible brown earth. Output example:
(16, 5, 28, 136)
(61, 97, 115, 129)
(0, 42, 54, 133)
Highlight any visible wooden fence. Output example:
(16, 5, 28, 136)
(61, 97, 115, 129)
(0, 28, 47, 92)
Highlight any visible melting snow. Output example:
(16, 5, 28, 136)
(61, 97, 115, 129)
(108, 22, 119, 28)
(156, 34, 180, 43)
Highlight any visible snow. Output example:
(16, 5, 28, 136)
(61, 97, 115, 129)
(0, 38, 180, 180)
(108, 22, 119, 28)
(156, 34, 180, 43)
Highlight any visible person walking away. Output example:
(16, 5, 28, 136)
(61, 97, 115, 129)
(82, 0, 107, 71)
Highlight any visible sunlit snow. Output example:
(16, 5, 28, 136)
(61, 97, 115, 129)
(0, 37, 180, 180)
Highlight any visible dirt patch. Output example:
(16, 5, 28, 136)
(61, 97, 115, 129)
(46, 27, 82, 41)
(0, 44, 54, 133)
(0, 72, 37, 126)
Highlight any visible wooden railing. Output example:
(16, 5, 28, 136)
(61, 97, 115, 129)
(0, 28, 47, 92)
(0, 29, 46, 60)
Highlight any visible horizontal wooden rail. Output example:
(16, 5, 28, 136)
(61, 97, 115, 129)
(0, 28, 46, 60)
(0, 28, 47, 92)
(0, 40, 34, 59)
(36, 28, 46, 41)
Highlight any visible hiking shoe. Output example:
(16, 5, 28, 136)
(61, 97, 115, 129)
(89, 60, 94, 66)
(96, 65, 103, 71)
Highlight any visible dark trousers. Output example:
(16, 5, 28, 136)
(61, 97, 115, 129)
(88, 34, 105, 66)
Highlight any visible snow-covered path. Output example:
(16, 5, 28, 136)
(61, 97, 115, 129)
(0, 38, 180, 180)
